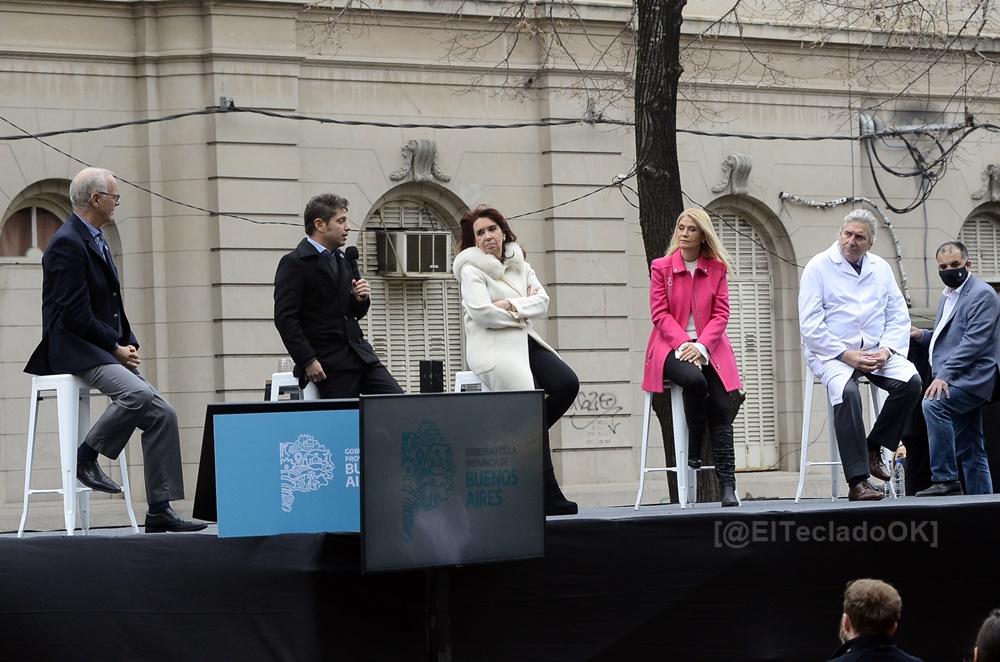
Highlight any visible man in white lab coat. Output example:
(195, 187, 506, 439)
(799, 210, 922, 501)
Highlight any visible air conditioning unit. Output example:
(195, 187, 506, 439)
(376, 231, 451, 276)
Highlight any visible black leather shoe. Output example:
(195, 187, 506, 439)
(720, 483, 739, 507)
(145, 507, 208, 533)
(76, 460, 121, 494)
(868, 450, 891, 482)
(848, 480, 884, 501)
(915, 480, 963, 497)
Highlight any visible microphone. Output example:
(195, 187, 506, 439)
(344, 245, 362, 282)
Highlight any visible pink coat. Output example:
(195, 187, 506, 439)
(641, 251, 743, 393)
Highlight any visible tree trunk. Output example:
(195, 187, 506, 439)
(635, 0, 686, 261)
(635, 0, 720, 505)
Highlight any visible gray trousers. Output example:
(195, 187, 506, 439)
(832, 371, 922, 483)
(79, 363, 185, 505)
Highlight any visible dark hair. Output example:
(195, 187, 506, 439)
(303, 193, 349, 235)
(843, 579, 902, 637)
(976, 609, 1000, 662)
(936, 240, 970, 260)
(458, 205, 518, 253)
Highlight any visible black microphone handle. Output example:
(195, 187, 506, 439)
(344, 246, 362, 281)
(347, 258, 366, 299)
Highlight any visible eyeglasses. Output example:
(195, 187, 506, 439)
(96, 191, 121, 205)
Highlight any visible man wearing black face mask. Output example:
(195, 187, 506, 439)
(910, 241, 1000, 496)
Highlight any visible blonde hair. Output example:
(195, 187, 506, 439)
(666, 207, 733, 272)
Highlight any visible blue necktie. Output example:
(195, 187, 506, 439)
(95, 232, 117, 276)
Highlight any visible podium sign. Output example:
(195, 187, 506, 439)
(361, 391, 545, 573)
(214, 408, 361, 538)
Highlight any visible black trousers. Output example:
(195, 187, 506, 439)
(527, 337, 580, 472)
(832, 371, 922, 483)
(316, 362, 404, 399)
(662, 353, 738, 482)
(662, 353, 731, 429)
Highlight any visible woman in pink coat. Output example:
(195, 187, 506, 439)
(642, 208, 744, 507)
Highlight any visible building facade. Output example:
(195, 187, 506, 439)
(1, 0, 999, 527)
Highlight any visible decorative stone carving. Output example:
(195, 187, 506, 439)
(971, 164, 1000, 201)
(389, 139, 451, 183)
(710, 153, 753, 196)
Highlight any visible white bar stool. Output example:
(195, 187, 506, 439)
(454, 370, 490, 393)
(18, 374, 139, 537)
(795, 363, 897, 502)
(268, 371, 319, 401)
(634, 382, 725, 510)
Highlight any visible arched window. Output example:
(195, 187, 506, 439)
(0, 206, 62, 257)
(707, 209, 779, 471)
(959, 211, 1000, 286)
(1, 179, 72, 258)
(358, 199, 463, 391)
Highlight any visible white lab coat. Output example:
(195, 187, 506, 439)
(452, 242, 558, 391)
(799, 242, 917, 405)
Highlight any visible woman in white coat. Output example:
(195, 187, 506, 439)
(452, 205, 580, 516)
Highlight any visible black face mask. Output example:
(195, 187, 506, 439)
(938, 266, 969, 289)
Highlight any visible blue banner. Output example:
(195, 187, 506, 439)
(214, 409, 360, 537)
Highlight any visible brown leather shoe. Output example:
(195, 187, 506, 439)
(848, 480, 884, 501)
(868, 450, 891, 482)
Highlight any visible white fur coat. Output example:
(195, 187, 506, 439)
(452, 242, 557, 391)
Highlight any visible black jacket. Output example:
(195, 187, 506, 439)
(25, 214, 136, 376)
(273, 238, 380, 376)
(828, 634, 923, 662)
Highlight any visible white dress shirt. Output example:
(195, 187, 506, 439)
(929, 278, 969, 368)
(679, 258, 710, 364)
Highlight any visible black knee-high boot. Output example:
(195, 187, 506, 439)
(683, 392, 709, 469)
(542, 434, 577, 516)
(709, 420, 739, 507)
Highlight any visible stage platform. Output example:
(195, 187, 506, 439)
(2, 496, 998, 661)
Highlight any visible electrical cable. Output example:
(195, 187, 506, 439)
(6, 102, 998, 143)
(680, 190, 806, 270)
(4, 101, 1000, 251)
(506, 167, 638, 220)
(0, 111, 644, 228)
(0, 113, 315, 229)
(0, 107, 942, 322)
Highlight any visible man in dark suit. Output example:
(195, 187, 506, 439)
(911, 240, 1000, 496)
(24, 167, 204, 532)
(273, 193, 402, 398)
(828, 579, 923, 661)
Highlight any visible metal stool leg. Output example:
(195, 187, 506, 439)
(77, 382, 91, 534)
(118, 449, 140, 533)
(17, 384, 42, 537)
(671, 385, 690, 509)
(797, 361, 845, 502)
(795, 362, 813, 503)
(55, 379, 81, 536)
(827, 400, 840, 500)
(634, 384, 697, 510)
(633, 391, 653, 510)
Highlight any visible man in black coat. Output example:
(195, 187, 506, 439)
(24, 167, 204, 533)
(273, 193, 402, 398)
(828, 578, 923, 661)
